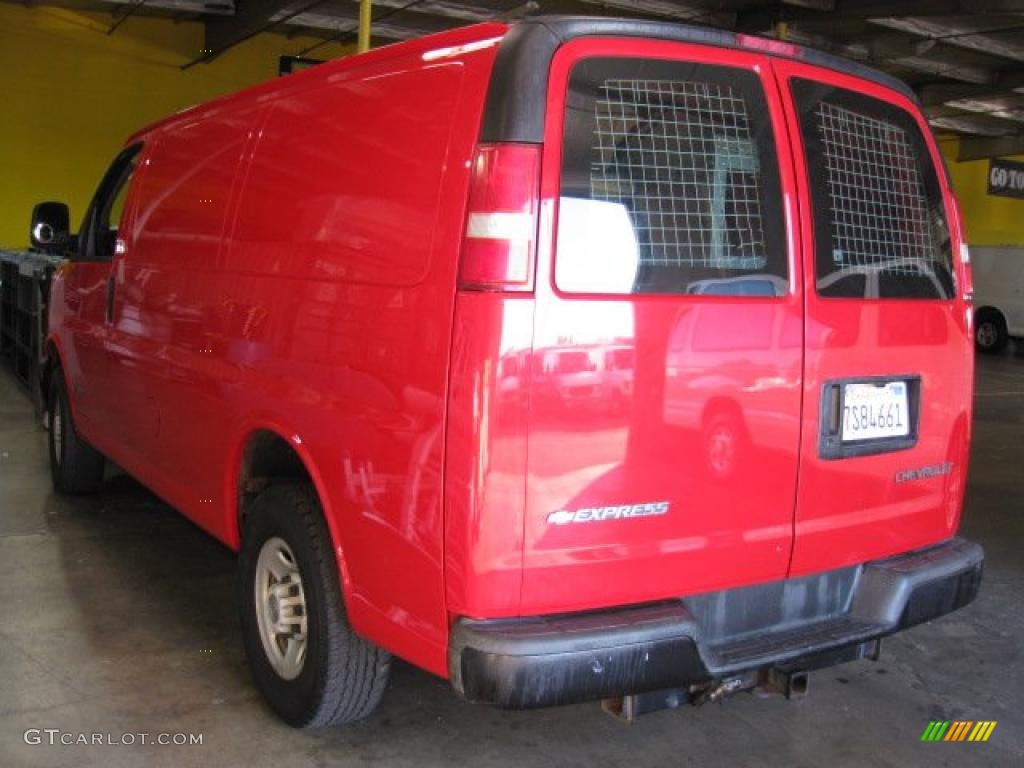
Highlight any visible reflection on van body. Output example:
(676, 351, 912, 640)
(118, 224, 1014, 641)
(531, 342, 635, 415)
(663, 303, 802, 471)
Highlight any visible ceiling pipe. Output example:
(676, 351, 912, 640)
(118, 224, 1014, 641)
(358, 0, 372, 52)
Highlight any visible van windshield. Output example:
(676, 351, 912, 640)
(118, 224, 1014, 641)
(555, 57, 788, 297)
(791, 78, 955, 300)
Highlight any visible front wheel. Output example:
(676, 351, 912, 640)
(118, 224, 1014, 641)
(48, 366, 105, 494)
(239, 482, 390, 727)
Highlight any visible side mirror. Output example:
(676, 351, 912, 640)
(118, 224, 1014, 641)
(30, 201, 71, 254)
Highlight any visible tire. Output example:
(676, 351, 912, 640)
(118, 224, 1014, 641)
(239, 482, 390, 727)
(975, 310, 1008, 354)
(48, 366, 105, 494)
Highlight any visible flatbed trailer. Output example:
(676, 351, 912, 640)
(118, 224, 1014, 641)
(0, 248, 63, 413)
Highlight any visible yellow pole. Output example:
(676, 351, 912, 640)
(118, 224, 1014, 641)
(358, 0, 372, 53)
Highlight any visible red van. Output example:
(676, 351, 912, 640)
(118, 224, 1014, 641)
(40, 17, 983, 727)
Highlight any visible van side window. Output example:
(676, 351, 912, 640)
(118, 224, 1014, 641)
(79, 144, 141, 262)
(556, 58, 788, 296)
(107, 173, 132, 236)
(792, 79, 954, 300)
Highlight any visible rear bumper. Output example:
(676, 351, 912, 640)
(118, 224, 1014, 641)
(449, 537, 983, 709)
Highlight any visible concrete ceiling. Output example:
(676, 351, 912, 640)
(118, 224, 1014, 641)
(14, 0, 1024, 157)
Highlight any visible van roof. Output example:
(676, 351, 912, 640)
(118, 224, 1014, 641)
(481, 16, 918, 144)
(125, 20, 510, 144)
(127, 15, 917, 147)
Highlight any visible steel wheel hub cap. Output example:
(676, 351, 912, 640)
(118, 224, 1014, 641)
(977, 323, 997, 347)
(254, 537, 308, 680)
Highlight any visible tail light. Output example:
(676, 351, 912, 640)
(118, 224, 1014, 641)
(459, 143, 541, 291)
(949, 194, 973, 301)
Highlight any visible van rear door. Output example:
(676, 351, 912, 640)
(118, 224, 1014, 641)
(521, 39, 804, 614)
(773, 60, 973, 576)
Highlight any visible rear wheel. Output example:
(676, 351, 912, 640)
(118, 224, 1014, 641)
(48, 366, 105, 494)
(975, 309, 1008, 354)
(239, 482, 390, 727)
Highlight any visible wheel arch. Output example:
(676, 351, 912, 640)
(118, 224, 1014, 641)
(226, 421, 354, 600)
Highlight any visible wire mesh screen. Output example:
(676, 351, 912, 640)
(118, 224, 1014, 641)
(814, 101, 936, 275)
(590, 79, 768, 270)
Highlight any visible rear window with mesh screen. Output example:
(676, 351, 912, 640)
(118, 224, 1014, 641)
(792, 79, 954, 300)
(556, 58, 787, 296)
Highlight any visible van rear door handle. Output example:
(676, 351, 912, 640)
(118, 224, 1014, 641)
(105, 276, 115, 323)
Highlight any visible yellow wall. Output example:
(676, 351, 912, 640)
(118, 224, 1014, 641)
(0, 4, 354, 247)
(939, 136, 1024, 247)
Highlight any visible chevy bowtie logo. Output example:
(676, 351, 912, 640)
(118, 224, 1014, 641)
(547, 502, 670, 526)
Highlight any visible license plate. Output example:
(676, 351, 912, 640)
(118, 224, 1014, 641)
(842, 381, 909, 442)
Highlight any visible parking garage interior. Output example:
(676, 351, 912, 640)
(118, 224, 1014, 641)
(2, 1, 1024, 766)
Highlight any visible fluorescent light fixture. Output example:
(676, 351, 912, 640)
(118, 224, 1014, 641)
(105, 0, 235, 14)
(272, 11, 430, 41)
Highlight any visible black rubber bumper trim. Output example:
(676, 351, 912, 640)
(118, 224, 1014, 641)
(449, 537, 983, 709)
(853, 536, 984, 630)
(449, 602, 709, 709)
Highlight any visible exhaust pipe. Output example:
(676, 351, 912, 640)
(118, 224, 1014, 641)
(760, 667, 810, 699)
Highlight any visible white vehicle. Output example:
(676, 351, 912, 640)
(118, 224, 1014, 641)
(971, 246, 1024, 353)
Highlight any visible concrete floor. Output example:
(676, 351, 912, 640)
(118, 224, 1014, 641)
(1, 356, 1022, 768)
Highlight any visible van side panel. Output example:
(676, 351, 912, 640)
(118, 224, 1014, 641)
(113, 108, 260, 536)
(972, 246, 1024, 337)
(215, 52, 495, 675)
(444, 293, 534, 619)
